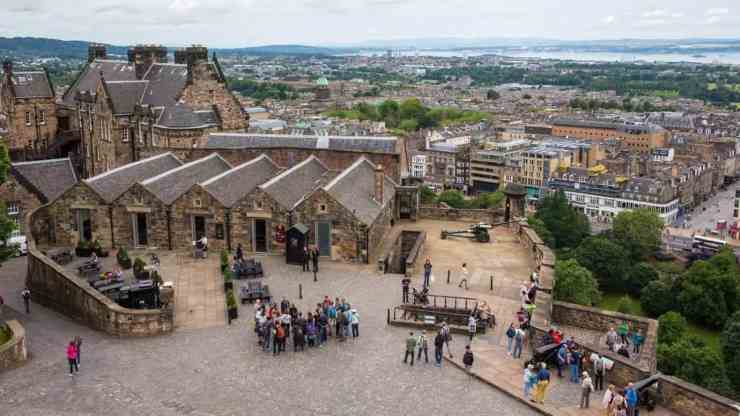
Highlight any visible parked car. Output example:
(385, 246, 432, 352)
(3, 233, 27, 256)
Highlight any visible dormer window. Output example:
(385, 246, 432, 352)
(318, 203, 328, 213)
(194, 198, 202, 208)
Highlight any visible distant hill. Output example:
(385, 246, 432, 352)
(0, 37, 351, 59)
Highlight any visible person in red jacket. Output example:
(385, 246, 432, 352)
(67, 341, 79, 376)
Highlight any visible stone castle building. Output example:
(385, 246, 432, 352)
(0, 60, 58, 157)
(39, 152, 398, 263)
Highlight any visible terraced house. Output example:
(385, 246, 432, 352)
(39, 153, 399, 263)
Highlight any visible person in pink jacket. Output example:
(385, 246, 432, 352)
(67, 341, 79, 376)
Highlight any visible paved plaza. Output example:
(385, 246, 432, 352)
(0, 219, 540, 416)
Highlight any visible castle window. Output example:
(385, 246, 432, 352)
(215, 223, 225, 240)
(194, 198, 202, 208)
(318, 203, 328, 213)
(38, 110, 46, 125)
(121, 128, 129, 142)
(25, 111, 31, 126)
(6, 201, 19, 216)
(254, 200, 263, 210)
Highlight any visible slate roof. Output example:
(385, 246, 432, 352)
(140, 154, 232, 205)
(141, 63, 188, 107)
(201, 154, 281, 207)
(206, 133, 398, 154)
(10, 71, 54, 98)
(104, 81, 147, 115)
(156, 102, 218, 129)
(324, 157, 396, 226)
(62, 60, 136, 105)
(85, 152, 183, 203)
(11, 158, 78, 203)
(260, 155, 330, 209)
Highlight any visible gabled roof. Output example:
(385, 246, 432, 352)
(104, 80, 148, 115)
(156, 102, 218, 129)
(11, 158, 78, 203)
(201, 154, 281, 207)
(62, 60, 136, 106)
(141, 154, 232, 205)
(141, 63, 188, 107)
(9, 71, 54, 98)
(324, 157, 396, 225)
(85, 152, 182, 203)
(260, 155, 330, 209)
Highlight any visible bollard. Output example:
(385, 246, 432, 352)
(313, 270, 318, 282)
(447, 270, 451, 284)
(490, 275, 493, 291)
(299, 283, 303, 299)
(387, 308, 390, 324)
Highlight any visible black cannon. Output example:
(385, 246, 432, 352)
(525, 343, 561, 369)
(441, 223, 491, 242)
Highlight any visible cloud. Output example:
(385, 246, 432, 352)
(670, 12, 684, 18)
(705, 16, 722, 24)
(637, 19, 668, 27)
(93, 5, 141, 15)
(602, 15, 615, 24)
(706, 8, 729, 16)
(9, 3, 42, 14)
(642, 10, 668, 18)
(169, 0, 200, 12)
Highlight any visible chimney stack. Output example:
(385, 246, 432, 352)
(88, 43, 107, 63)
(374, 164, 385, 203)
(128, 44, 168, 79)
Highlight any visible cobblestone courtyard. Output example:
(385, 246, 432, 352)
(0, 228, 538, 416)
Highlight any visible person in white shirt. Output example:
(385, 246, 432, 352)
(580, 372, 595, 408)
(458, 263, 469, 289)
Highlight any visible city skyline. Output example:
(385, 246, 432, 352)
(2, 0, 737, 48)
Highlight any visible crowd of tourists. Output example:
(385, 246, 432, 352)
(253, 296, 359, 355)
(605, 324, 645, 359)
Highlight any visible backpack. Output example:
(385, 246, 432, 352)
(515, 329, 524, 341)
(506, 327, 516, 338)
(277, 326, 285, 338)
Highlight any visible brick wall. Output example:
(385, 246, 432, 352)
(0, 320, 27, 370)
(26, 209, 174, 336)
(3, 97, 57, 152)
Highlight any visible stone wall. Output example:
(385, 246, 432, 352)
(418, 205, 503, 223)
(179, 61, 247, 131)
(4, 97, 58, 152)
(0, 171, 42, 235)
(43, 182, 110, 249)
(25, 210, 174, 336)
(0, 320, 27, 371)
(658, 375, 739, 416)
(140, 148, 402, 183)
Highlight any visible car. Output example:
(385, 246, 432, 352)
(4, 233, 28, 256)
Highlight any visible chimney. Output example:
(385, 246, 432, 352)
(128, 45, 168, 79)
(177, 45, 209, 84)
(374, 164, 385, 203)
(88, 43, 107, 63)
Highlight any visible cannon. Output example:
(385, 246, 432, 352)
(440, 223, 491, 243)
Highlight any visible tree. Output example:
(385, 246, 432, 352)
(679, 260, 730, 329)
(553, 259, 601, 306)
(469, 191, 505, 209)
(658, 311, 688, 345)
(534, 190, 590, 249)
(486, 90, 500, 100)
(721, 311, 740, 393)
(573, 237, 629, 292)
(437, 190, 466, 209)
(616, 296, 633, 314)
(640, 276, 677, 318)
(378, 100, 400, 127)
(420, 185, 436, 204)
(708, 247, 739, 315)
(398, 119, 419, 132)
(527, 216, 554, 247)
(612, 209, 663, 261)
(657, 337, 733, 397)
(399, 98, 426, 122)
(0, 144, 15, 264)
(626, 262, 659, 297)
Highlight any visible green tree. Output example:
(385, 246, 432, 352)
(709, 247, 739, 314)
(640, 277, 677, 318)
(657, 337, 733, 397)
(612, 209, 663, 261)
(534, 190, 590, 249)
(0, 144, 16, 263)
(469, 191, 505, 209)
(527, 216, 554, 247)
(574, 237, 629, 292)
(679, 260, 730, 328)
(437, 190, 466, 209)
(399, 119, 419, 132)
(626, 262, 659, 297)
(378, 100, 400, 127)
(420, 185, 436, 204)
(553, 259, 601, 306)
(721, 311, 740, 393)
(399, 98, 426, 121)
(616, 296, 633, 314)
(658, 311, 688, 345)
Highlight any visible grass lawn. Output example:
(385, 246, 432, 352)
(597, 293, 721, 353)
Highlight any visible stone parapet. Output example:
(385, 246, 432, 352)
(418, 206, 502, 224)
(0, 320, 28, 371)
(657, 374, 740, 416)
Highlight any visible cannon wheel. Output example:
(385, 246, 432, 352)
(441, 230, 448, 239)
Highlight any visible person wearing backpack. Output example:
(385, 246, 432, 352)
(273, 323, 284, 355)
(570, 347, 581, 384)
(512, 327, 525, 359)
(462, 345, 474, 371)
(505, 323, 516, 355)
(580, 371, 595, 408)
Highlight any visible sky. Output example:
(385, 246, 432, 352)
(1, 0, 738, 47)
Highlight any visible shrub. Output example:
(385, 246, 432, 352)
(133, 257, 146, 279)
(616, 296, 633, 315)
(721, 311, 740, 393)
(226, 289, 237, 310)
(657, 337, 733, 397)
(150, 269, 163, 286)
(117, 247, 132, 269)
(553, 259, 601, 306)
(658, 311, 688, 346)
(220, 249, 229, 272)
(640, 278, 676, 318)
(223, 267, 233, 282)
